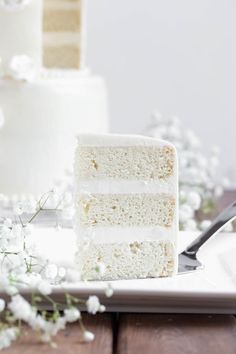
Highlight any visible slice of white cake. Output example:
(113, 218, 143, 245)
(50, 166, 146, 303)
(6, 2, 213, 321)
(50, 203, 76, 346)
(74, 134, 178, 280)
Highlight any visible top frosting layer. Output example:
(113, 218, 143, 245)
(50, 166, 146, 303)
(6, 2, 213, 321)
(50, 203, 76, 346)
(77, 133, 177, 148)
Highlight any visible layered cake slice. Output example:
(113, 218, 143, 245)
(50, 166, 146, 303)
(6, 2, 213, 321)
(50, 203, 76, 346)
(74, 134, 178, 280)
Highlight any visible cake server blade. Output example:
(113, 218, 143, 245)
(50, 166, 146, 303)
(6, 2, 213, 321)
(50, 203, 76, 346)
(178, 200, 236, 274)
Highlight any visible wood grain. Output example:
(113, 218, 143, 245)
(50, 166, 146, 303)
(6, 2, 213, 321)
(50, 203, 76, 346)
(5, 314, 113, 354)
(117, 314, 236, 354)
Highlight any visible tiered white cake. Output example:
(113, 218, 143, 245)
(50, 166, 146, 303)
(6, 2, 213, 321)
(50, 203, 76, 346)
(74, 134, 178, 280)
(0, 0, 108, 197)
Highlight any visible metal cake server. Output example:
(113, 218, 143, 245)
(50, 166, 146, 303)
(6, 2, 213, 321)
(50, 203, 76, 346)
(178, 200, 236, 274)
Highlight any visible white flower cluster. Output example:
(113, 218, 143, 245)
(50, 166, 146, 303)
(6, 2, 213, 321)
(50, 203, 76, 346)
(0, 190, 108, 350)
(144, 112, 231, 231)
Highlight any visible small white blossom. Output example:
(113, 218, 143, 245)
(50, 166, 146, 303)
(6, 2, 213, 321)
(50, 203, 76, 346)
(184, 219, 197, 231)
(200, 220, 212, 231)
(37, 280, 52, 296)
(8, 295, 32, 321)
(5, 285, 18, 296)
(179, 204, 194, 223)
(186, 192, 201, 211)
(45, 264, 58, 280)
(221, 177, 230, 189)
(214, 185, 223, 198)
(64, 307, 81, 323)
(8, 55, 36, 82)
(13, 202, 23, 215)
(82, 330, 95, 342)
(0, 327, 18, 350)
(58, 267, 66, 278)
(99, 305, 106, 313)
(86, 296, 101, 315)
(105, 284, 114, 298)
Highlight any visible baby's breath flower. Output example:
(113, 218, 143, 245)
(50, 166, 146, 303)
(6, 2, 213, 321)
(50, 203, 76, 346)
(200, 220, 211, 231)
(8, 295, 32, 321)
(145, 112, 229, 231)
(82, 330, 95, 342)
(13, 203, 23, 215)
(99, 305, 106, 313)
(105, 284, 114, 298)
(86, 296, 101, 315)
(5, 285, 18, 296)
(37, 280, 52, 296)
(64, 307, 81, 323)
(186, 191, 201, 211)
(45, 264, 58, 280)
(0, 327, 18, 350)
(179, 204, 194, 223)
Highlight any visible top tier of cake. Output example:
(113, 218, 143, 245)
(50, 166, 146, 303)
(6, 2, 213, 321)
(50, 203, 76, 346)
(0, 0, 85, 71)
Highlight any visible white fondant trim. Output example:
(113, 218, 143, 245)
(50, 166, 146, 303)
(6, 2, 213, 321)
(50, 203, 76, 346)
(39, 67, 90, 80)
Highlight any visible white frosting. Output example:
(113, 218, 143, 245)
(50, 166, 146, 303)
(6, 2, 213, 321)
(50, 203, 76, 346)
(76, 225, 177, 244)
(77, 133, 177, 150)
(44, 32, 81, 47)
(0, 74, 109, 196)
(44, 0, 81, 10)
(0, 0, 42, 69)
(40, 67, 90, 79)
(77, 178, 177, 195)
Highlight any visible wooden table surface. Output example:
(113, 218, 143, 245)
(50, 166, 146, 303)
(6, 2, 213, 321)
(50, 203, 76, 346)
(5, 191, 236, 354)
(5, 314, 236, 354)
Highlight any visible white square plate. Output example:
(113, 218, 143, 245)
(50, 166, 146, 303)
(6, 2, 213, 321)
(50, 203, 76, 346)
(23, 228, 236, 313)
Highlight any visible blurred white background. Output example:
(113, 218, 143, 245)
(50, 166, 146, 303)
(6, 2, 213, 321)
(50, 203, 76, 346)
(87, 0, 236, 180)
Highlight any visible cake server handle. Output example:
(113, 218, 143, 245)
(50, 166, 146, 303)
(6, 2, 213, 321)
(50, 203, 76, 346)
(184, 200, 236, 255)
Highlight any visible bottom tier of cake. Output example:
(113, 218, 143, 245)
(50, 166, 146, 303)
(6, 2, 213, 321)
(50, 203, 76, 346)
(76, 240, 175, 281)
(0, 71, 108, 197)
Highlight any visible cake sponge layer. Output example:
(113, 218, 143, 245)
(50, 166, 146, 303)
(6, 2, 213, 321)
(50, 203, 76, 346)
(75, 145, 175, 181)
(43, 9, 81, 32)
(43, 46, 80, 68)
(76, 240, 174, 280)
(76, 193, 175, 228)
